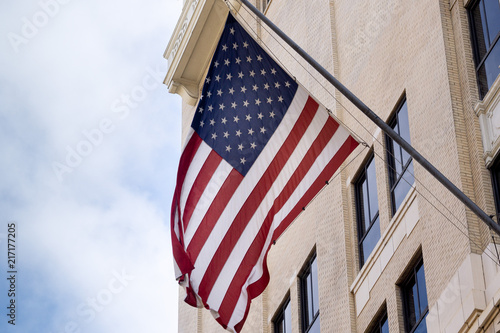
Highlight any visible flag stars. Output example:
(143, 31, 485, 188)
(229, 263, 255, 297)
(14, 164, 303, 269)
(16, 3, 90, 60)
(245, 114, 252, 121)
(219, 103, 225, 110)
(243, 41, 249, 48)
(248, 128, 254, 135)
(205, 77, 211, 83)
(217, 89, 223, 96)
(264, 83, 270, 90)
(285, 81, 291, 88)
(257, 112, 264, 119)
(256, 55, 263, 61)
(198, 107, 204, 113)
(250, 142, 257, 149)
(230, 27, 235, 35)
(243, 100, 249, 107)
(214, 61, 219, 68)
(210, 119, 215, 126)
(224, 59, 231, 66)
(240, 157, 246, 165)
(200, 120, 205, 127)
(207, 91, 212, 98)
(226, 145, 232, 152)
(267, 97, 273, 104)
(278, 96, 284, 103)
(240, 86, 247, 93)
(233, 42, 238, 50)
(255, 98, 262, 106)
(215, 75, 221, 82)
(228, 87, 235, 95)
(238, 144, 244, 151)
(223, 131, 229, 138)
(226, 73, 233, 80)
(260, 127, 267, 134)
(211, 133, 218, 140)
(236, 129, 242, 137)
(233, 116, 240, 123)
(235, 57, 241, 64)
(274, 82, 281, 88)
(269, 111, 276, 118)
(221, 117, 227, 124)
(249, 70, 256, 77)
(260, 69, 266, 75)
(238, 72, 244, 79)
(222, 44, 228, 51)
(252, 84, 259, 91)
(246, 56, 252, 63)
(231, 102, 238, 109)
(271, 68, 277, 75)
(208, 105, 214, 112)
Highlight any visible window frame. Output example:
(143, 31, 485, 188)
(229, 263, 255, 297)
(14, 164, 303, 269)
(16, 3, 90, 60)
(400, 256, 428, 333)
(300, 253, 320, 333)
(367, 310, 389, 333)
(273, 294, 292, 333)
(467, 0, 500, 98)
(355, 153, 380, 268)
(489, 155, 500, 222)
(385, 97, 414, 216)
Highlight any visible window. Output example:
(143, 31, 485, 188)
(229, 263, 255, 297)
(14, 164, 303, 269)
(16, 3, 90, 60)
(386, 98, 414, 215)
(401, 257, 428, 333)
(468, 0, 500, 98)
(300, 253, 320, 333)
(490, 156, 500, 221)
(355, 154, 380, 268)
(273, 296, 292, 333)
(368, 310, 389, 333)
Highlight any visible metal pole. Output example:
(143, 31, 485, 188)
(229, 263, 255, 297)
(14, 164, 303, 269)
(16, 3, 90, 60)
(238, 0, 500, 236)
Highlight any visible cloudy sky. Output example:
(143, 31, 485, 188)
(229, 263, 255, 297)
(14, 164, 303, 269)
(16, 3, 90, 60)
(0, 0, 184, 332)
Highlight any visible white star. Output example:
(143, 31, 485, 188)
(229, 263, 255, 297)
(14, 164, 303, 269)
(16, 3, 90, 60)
(249, 70, 256, 77)
(238, 72, 244, 79)
(243, 41, 249, 48)
(267, 97, 273, 104)
(214, 61, 219, 68)
(233, 42, 238, 50)
(221, 117, 227, 124)
(233, 116, 240, 123)
(224, 59, 231, 66)
(243, 100, 249, 107)
(264, 83, 270, 90)
(285, 81, 291, 87)
(229, 87, 235, 94)
(255, 98, 262, 106)
(200, 94, 204, 100)
(210, 119, 215, 126)
(223, 131, 229, 138)
(207, 91, 212, 98)
(231, 102, 237, 108)
(271, 68, 277, 75)
(250, 142, 257, 149)
(215, 75, 221, 82)
(219, 103, 225, 110)
(260, 69, 266, 75)
(240, 157, 246, 165)
(222, 44, 228, 51)
(226, 73, 233, 80)
(278, 96, 284, 102)
(217, 89, 223, 96)
(235, 130, 242, 137)
(257, 112, 264, 119)
(260, 127, 267, 134)
(269, 111, 276, 118)
(212, 133, 218, 139)
(274, 82, 281, 88)
(238, 144, 244, 151)
(200, 120, 205, 127)
(226, 145, 232, 152)
(245, 114, 252, 121)
(252, 85, 259, 91)
(246, 56, 252, 63)
(230, 27, 235, 35)
(248, 128, 254, 135)
(257, 55, 263, 61)
(198, 107, 203, 113)
(241, 86, 247, 93)
(235, 57, 241, 64)
(206, 77, 211, 83)
(208, 105, 214, 112)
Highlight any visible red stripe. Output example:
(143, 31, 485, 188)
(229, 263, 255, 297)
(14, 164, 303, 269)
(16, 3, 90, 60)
(171, 133, 203, 274)
(186, 168, 244, 261)
(216, 114, 340, 325)
(197, 96, 319, 303)
(182, 150, 223, 230)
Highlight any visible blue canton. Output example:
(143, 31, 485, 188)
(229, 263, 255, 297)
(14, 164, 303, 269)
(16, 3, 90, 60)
(191, 14, 298, 176)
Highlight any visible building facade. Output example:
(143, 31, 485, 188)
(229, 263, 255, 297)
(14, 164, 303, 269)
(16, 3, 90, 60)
(164, 0, 500, 332)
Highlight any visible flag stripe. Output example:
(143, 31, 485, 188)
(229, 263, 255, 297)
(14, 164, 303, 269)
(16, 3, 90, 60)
(197, 96, 319, 302)
(182, 150, 222, 230)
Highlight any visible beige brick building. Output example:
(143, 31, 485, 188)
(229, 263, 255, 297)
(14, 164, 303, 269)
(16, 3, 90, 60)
(164, 0, 500, 332)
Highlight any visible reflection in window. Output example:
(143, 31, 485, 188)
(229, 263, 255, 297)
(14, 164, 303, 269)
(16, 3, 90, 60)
(300, 254, 320, 333)
(386, 98, 414, 215)
(401, 257, 428, 333)
(355, 154, 380, 268)
(273, 296, 292, 333)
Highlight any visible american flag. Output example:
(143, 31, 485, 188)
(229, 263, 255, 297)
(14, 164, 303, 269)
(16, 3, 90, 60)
(171, 13, 358, 332)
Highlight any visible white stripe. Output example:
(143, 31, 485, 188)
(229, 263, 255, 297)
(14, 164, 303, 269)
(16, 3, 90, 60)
(205, 92, 329, 309)
(189, 87, 309, 295)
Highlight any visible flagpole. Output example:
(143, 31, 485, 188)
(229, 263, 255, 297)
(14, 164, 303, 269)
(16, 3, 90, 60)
(236, 0, 500, 237)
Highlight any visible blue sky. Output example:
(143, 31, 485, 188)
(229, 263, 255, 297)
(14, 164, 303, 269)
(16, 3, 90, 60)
(0, 0, 183, 332)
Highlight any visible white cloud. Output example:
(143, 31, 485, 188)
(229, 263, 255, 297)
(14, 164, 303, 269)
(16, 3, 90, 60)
(0, 0, 183, 332)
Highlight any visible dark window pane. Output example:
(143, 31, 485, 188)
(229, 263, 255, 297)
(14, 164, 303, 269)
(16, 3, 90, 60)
(480, 39, 500, 94)
(367, 158, 379, 221)
(306, 273, 314, 324)
(406, 276, 417, 328)
(362, 217, 380, 260)
(484, 0, 500, 43)
(311, 258, 319, 316)
(397, 102, 412, 165)
(472, 2, 489, 56)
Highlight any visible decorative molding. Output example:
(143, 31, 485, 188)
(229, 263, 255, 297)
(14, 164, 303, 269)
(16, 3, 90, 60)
(474, 76, 500, 167)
